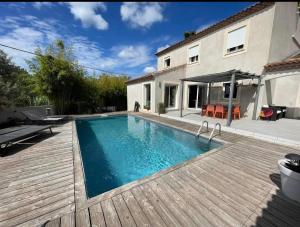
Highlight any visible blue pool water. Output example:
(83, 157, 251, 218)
(76, 115, 221, 198)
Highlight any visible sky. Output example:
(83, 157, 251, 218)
(0, 2, 253, 78)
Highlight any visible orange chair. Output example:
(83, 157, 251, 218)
(206, 104, 215, 117)
(233, 105, 241, 119)
(214, 104, 227, 119)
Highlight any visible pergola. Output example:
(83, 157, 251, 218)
(179, 69, 261, 126)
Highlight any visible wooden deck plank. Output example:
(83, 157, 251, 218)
(0, 184, 74, 215)
(44, 218, 60, 227)
(147, 180, 200, 227)
(130, 186, 167, 227)
(156, 175, 222, 227)
(138, 184, 182, 227)
(169, 170, 246, 226)
(144, 181, 196, 227)
(111, 194, 136, 227)
(179, 166, 253, 218)
(121, 191, 150, 227)
(101, 199, 121, 227)
(89, 203, 106, 227)
(60, 212, 75, 227)
(76, 208, 90, 227)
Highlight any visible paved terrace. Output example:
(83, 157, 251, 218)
(163, 110, 300, 148)
(0, 112, 300, 226)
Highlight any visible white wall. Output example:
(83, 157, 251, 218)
(259, 69, 300, 119)
(127, 81, 155, 112)
(154, 66, 186, 112)
(157, 3, 276, 75)
(268, 2, 300, 62)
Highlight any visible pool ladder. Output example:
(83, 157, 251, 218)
(197, 121, 221, 141)
(197, 121, 209, 136)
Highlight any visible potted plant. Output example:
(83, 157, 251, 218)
(278, 158, 300, 203)
(144, 105, 150, 110)
(158, 102, 166, 115)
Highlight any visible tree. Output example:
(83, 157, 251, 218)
(0, 49, 38, 109)
(28, 40, 85, 114)
(97, 74, 128, 111)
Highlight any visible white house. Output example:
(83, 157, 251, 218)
(126, 2, 300, 120)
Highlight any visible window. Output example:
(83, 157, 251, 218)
(164, 85, 177, 108)
(188, 45, 199, 63)
(164, 57, 170, 68)
(223, 83, 238, 99)
(226, 26, 246, 54)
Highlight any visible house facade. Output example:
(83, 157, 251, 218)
(126, 2, 300, 119)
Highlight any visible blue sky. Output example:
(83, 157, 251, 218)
(0, 2, 253, 78)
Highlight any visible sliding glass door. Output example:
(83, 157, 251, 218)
(164, 85, 177, 108)
(188, 85, 205, 109)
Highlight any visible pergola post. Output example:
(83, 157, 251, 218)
(179, 80, 184, 117)
(226, 72, 235, 126)
(208, 83, 211, 104)
(252, 77, 262, 120)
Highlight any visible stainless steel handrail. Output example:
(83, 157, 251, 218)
(209, 123, 221, 141)
(197, 121, 209, 136)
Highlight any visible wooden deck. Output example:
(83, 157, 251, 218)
(1, 112, 300, 226)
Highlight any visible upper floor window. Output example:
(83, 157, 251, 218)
(188, 45, 199, 64)
(226, 26, 246, 54)
(164, 57, 170, 68)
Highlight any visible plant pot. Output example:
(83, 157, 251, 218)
(278, 159, 300, 203)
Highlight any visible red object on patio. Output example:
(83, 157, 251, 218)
(206, 104, 215, 117)
(201, 105, 207, 116)
(260, 108, 273, 119)
(233, 105, 241, 119)
(214, 104, 227, 118)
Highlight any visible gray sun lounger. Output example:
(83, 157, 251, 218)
(20, 110, 67, 124)
(0, 125, 53, 148)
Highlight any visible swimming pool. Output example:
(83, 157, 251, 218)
(76, 115, 221, 198)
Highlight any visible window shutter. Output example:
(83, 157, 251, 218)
(188, 45, 199, 58)
(227, 26, 246, 49)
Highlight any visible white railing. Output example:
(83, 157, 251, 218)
(209, 123, 221, 141)
(197, 121, 209, 136)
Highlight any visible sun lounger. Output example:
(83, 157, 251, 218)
(20, 110, 67, 124)
(0, 125, 53, 148)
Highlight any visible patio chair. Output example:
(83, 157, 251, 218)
(206, 104, 215, 117)
(0, 125, 53, 148)
(233, 105, 241, 119)
(214, 104, 227, 119)
(20, 110, 67, 124)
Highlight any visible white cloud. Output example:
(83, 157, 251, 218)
(156, 44, 169, 53)
(33, 2, 53, 10)
(120, 2, 164, 29)
(67, 2, 108, 30)
(0, 15, 154, 75)
(70, 36, 118, 70)
(0, 16, 61, 68)
(196, 21, 216, 32)
(113, 45, 152, 67)
(143, 66, 156, 73)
